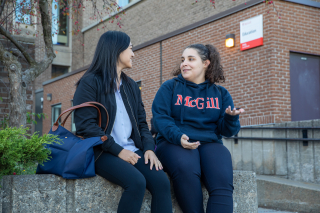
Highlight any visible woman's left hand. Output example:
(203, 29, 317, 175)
(144, 150, 163, 171)
(225, 106, 245, 116)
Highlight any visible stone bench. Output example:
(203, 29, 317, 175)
(1, 171, 258, 213)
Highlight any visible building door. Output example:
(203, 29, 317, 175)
(35, 90, 43, 135)
(290, 53, 320, 121)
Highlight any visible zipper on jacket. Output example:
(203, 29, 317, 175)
(109, 92, 117, 135)
(123, 86, 141, 137)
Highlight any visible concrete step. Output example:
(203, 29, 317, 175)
(257, 175, 320, 213)
(258, 208, 297, 213)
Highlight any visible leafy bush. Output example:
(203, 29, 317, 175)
(0, 126, 62, 180)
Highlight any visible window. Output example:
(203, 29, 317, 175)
(136, 80, 141, 90)
(16, 0, 31, 24)
(52, 0, 68, 45)
(71, 101, 76, 133)
(117, 0, 134, 7)
(52, 104, 61, 126)
(52, 65, 69, 78)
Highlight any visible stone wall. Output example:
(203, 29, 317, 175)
(1, 171, 258, 213)
(223, 119, 320, 184)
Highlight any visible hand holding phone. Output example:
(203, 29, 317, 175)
(180, 134, 200, 149)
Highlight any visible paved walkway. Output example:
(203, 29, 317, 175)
(258, 208, 297, 213)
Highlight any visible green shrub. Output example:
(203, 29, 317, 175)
(0, 126, 62, 180)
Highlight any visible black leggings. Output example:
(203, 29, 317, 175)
(95, 149, 172, 213)
(156, 141, 233, 213)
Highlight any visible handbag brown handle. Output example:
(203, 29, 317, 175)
(79, 102, 109, 130)
(52, 102, 109, 133)
(60, 102, 109, 132)
(52, 103, 101, 132)
(60, 104, 100, 129)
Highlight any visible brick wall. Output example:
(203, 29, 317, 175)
(81, 0, 250, 31)
(42, 72, 84, 133)
(75, 0, 320, 69)
(75, 0, 250, 70)
(264, 0, 320, 123)
(43, 0, 320, 133)
(124, 43, 161, 126)
(158, 1, 320, 125)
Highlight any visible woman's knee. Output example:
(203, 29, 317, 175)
(168, 164, 200, 185)
(126, 174, 146, 193)
(157, 173, 171, 191)
(221, 144, 232, 159)
(204, 171, 233, 195)
(147, 171, 171, 194)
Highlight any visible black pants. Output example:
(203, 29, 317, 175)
(156, 141, 234, 213)
(95, 149, 172, 213)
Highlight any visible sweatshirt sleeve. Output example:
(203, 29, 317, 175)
(152, 80, 184, 146)
(73, 75, 124, 156)
(217, 87, 241, 137)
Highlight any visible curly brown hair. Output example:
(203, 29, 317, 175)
(172, 44, 225, 84)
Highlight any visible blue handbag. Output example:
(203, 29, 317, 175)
(36, 102, 109, 179)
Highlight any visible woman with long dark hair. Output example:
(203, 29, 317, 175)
(73, 31, 172, 213)
(152, 44, 244, 213)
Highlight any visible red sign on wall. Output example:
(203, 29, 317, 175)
(240, 15, 263, 51)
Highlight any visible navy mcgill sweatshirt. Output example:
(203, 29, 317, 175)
(152, 74, 241, 146)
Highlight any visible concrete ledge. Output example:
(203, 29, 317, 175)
(257, 175, 320, 213)
(1, 171, 258, 213)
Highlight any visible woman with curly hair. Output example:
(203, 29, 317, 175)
(152, 44, 244, 213)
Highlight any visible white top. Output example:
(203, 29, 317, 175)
(111, 80, 139, 152)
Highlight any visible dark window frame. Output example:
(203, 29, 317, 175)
(51, 103, 62, 126)
(136, 80, 141, 90)
(52, 65, 69, 79)
(71, 100, 76, 133)
(52, 0, 69, 46)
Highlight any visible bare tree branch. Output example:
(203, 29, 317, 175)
(22, 0, 55, 84)
(10, 48, 24, 57)
(0, 0, 7, 17)
(38, 0, 54, 59)
(0, 7, 15, 25)
(0, 25, 37, 66)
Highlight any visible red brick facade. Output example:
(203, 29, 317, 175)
(43, 72, 84, 133)
(43, 1, 320, 134)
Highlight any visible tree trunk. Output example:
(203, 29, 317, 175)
(0, 0, 55, 129)
(0, 43, 26, 128)
(8, 63, 26, 128)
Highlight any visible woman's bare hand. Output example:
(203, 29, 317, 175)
(225, 106, 245, 116)
(118, 149, 141, 165)
(180, 134, 200, 149)
(144, 150, 163, 171)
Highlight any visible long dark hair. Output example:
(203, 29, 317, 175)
(172, 44, 225, 84)
(76, 31, 131, 94)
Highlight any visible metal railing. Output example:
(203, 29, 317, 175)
(223, 126, 320, 146)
